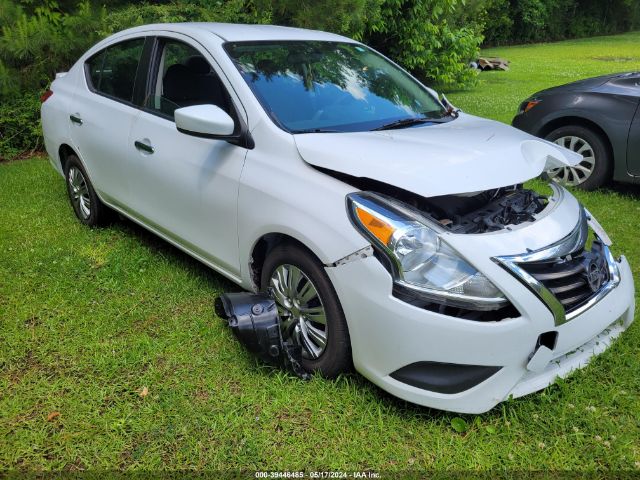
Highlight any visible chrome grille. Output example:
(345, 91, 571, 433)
(494, 208, 620, 326)
(517, 241, 610, 313)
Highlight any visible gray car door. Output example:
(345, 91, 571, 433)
(627, 102, 640, 176)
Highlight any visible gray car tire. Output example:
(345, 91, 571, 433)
(545, 125, 612, 190)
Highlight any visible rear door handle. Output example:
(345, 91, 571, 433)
(134, 140, 154, 154)
(69, 114, 83, 125)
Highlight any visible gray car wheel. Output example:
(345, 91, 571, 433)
(545, 125, 611, 190)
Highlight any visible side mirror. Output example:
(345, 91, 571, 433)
(175, 104, 235, 138)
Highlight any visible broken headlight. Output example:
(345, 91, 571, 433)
(347, 192, 509, 311)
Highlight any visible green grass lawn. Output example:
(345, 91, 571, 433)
(2, 32, 640, 474)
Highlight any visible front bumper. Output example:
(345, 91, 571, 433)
(326, 254, 634, 414)
(325, 189, 635, 414)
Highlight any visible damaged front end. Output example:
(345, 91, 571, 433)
(366, 182, 548, 234)
(215, 293, 310, 379)
(343, 174, 623, 331)
(320, 167, 549, 234)
(344, 182, 560, 320)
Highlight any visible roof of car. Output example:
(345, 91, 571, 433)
(121, 22, 355, 43)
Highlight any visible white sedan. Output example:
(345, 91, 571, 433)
(40, 23, 635, 413)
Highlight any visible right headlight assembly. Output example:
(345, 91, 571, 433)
(346, 192, 509, 311)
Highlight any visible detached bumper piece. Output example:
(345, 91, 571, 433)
(215, 292, 310, 379)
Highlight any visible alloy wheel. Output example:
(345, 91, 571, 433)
(269, 264, 328, 359)
(548, 135, 596, 186)
(67, 166, 91, 220)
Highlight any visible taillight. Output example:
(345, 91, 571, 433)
(40, 89, 53, 103)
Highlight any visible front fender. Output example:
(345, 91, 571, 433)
(237, 132, 368, 289)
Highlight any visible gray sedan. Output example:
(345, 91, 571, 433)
(512, 72, 640, 190)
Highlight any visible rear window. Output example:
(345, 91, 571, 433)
(85, 38, 145, 103)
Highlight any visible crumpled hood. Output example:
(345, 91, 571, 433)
(294, 113, 581, 197)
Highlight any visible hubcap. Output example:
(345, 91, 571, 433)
(548, 135, 596, 186)
(269, 264, 328, 359)
(67, 166, 91, 220)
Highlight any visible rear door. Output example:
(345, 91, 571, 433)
(125, 34, 248, 278)
(69, 36, 150, 207)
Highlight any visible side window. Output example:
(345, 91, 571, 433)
(85, 38, 145, 103)
(145, 39, 231, 119)
(86, 50, 105, 88)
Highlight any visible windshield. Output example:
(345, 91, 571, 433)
(224, 41, 448, 133)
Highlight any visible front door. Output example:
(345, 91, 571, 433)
(627, 102, 640, 176)
(126, 36, 247, 278)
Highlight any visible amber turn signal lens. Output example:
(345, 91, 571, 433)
(355, 206, 395, 245)
(523, 100, 540, 113)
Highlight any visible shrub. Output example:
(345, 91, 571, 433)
(98, 1, 271, 37)
(471, 0, 513, 46)
(0, 0, 271, 159)
(0, 1, 106, 159)
(256, 0, 382, 38)
(481, 0, 640, 46)
(0, 92, 42, 160)
(0, 0, 104, 96)
(366, 0, 482, 89)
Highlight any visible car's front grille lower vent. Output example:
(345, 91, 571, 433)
(517, 241, 610, 313)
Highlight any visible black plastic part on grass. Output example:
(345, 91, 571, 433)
(215, 292, 310, 380)
(390, 361, 502, 394)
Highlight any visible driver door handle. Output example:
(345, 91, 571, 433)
(134, 140, 154, 154)
(69, 114, 83, 125)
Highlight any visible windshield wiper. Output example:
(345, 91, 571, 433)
(291, 128, 341, 134)
(371, 115, 451, 131)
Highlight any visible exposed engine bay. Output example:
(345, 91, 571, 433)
(319, 167, 548, 234)
(394, 185, 548, 234)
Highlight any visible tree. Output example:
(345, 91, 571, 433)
(366, 0, 481, 88)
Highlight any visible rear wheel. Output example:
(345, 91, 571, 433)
(64, 154, 109, 226)
(260, 242, 351, 378)
(545, 125, 611, 190)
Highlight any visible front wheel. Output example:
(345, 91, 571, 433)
(260, 243, 351, 378)
(544, 125, 612, 190)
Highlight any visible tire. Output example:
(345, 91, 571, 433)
(64, 154, 109, 227)
(260, 242, 352, 378)
(544, 125, 612, 190)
